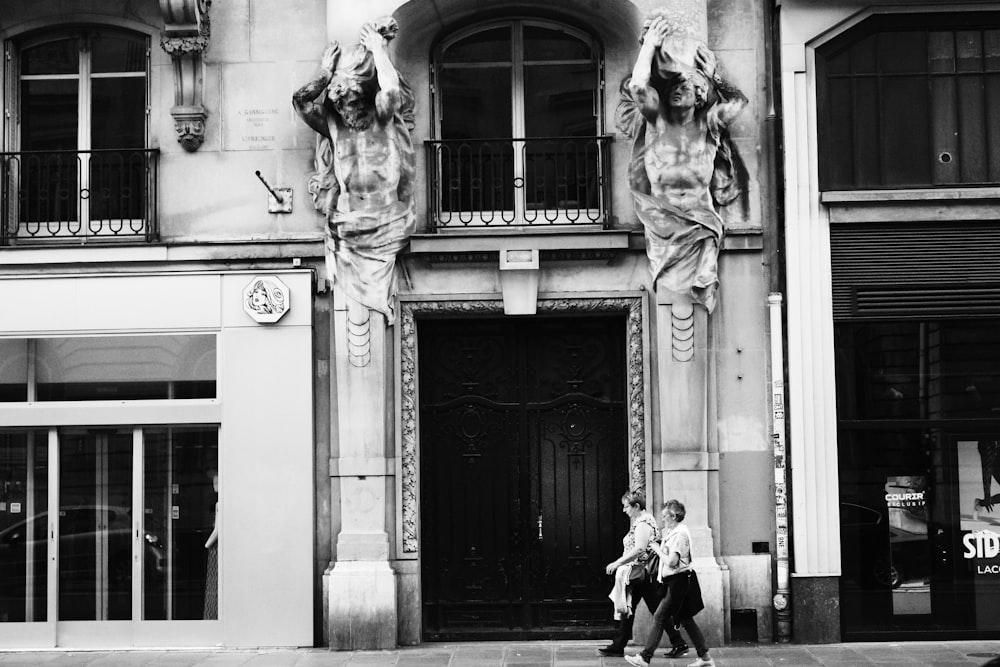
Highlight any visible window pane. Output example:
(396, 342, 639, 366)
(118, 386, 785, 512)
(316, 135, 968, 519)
(835, 323, 922, 420)
(35, 335, 216, 401)
(22, 38, 78, 75)
(143, 427, 218, 621)
(852, 33, 878, 74)
(0, 430, 48, 623)
(0, 340, 28, 402)
(441, 67, 512, 139)
(523, 64, 597, 137)
(91, 32, 147, 74)
(18, 78, 79, 224)
(881, 76, 931, 185)
(21, 79, 78, 151)
(879, 31, 927, 74)
(523, 25, 592, 61)
(91, 77, 146, 149)
(443, 27, 510, 63)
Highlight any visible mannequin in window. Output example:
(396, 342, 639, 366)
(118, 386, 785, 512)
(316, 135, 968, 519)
(617, 13, 747, 312)
(293, 17, 416, 324)
(204, 469, 218, 620)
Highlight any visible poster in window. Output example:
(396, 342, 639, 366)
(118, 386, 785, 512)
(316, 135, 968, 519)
(885, 475, 931, 615)
(957, 439, 1000, 629)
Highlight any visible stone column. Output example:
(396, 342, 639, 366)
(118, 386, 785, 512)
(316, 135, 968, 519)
(326, 290, 398, 649)
(653, 287, 727, 647)
(321, 0, 406, 649)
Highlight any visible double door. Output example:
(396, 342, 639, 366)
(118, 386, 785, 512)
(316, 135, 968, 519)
(0, 426, 218, 647)
(419, 316, 628, 639)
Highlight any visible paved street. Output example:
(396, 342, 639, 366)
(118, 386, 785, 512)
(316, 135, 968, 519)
(2, 641, 1000, 666)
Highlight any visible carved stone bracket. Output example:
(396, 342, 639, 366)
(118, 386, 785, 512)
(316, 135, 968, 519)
(159, 0, 212, 151)
(398, 297, 647, 554)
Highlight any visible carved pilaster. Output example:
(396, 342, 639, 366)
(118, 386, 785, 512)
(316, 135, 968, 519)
(159, 0, 212, 151)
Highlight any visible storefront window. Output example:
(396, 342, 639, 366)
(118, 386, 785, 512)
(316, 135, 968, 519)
(0, 335, 216, 402)
(0, 426, 218, 624)
(836, 318, 1000, 638)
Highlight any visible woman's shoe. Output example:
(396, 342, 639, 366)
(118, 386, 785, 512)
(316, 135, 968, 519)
(664, 644, 689, 658)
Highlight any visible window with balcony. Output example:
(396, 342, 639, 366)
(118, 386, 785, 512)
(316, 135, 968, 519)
(2, 28, 157, 244)
(427, 19, 608, 230)
(817, 13, 1000, 191)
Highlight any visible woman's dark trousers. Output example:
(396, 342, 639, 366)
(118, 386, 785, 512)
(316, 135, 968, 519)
(608, 577, 684, 650)
(639, 573, 709, 661)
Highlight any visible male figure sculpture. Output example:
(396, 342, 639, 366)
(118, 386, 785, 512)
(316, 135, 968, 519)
(618, 13, 747, 312)
(293, 18, 415, 323)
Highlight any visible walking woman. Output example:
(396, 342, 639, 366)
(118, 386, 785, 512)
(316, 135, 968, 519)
(625, 500, 714, 667)
(599, 490, 687, 658)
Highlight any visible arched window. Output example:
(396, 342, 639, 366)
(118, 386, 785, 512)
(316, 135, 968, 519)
(4, 27, 152, 241)
(428, 19, 607, 228)
(817, 13, 1000, 190)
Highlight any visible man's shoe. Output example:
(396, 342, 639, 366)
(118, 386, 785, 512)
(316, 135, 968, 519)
(598, 647, 624, 657)
(664, 644, 689, 658)
(625, 654, 649, 667)
(687, 655, 715, 667)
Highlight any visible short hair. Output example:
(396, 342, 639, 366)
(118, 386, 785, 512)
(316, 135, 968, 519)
(622, 489, 646, 510)
(663, 499, 686, 522)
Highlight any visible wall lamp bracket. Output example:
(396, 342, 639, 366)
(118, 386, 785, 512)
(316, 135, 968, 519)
(255, 170, 293, 213)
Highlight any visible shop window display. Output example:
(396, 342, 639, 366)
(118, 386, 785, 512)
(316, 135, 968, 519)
(835, 319, 1000, 638)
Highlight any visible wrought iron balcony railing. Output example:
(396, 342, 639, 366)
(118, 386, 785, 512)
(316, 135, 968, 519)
(425, 136, 612, 231)
(1, 149, 159, 245)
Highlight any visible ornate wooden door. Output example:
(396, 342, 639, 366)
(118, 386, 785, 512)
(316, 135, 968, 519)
(419, 316, 628, 639)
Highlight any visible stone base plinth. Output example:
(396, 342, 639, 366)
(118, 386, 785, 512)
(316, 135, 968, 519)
(326, 560, 398, 649)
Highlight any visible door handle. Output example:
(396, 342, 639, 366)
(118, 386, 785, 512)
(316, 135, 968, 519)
(537, 513, 543, 540)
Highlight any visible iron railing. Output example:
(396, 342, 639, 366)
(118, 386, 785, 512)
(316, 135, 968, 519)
(425, 137, 612, 231)
(0, 149, 159, 245)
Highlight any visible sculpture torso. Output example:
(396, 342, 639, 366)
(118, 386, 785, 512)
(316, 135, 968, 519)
(330, 119, 402, 213)
(643, 116, 717, 212)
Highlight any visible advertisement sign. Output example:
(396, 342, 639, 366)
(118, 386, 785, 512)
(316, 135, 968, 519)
(957, 440, 1000, 629)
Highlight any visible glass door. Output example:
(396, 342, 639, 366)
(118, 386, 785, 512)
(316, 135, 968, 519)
(0, 429, 53, 645)
(57, 428, 133, 622)
(0, 426, 219, 648)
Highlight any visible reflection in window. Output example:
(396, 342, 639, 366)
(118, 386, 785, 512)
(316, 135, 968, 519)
(835, 320, 1000, 419)
(817, 14, 1000, 190)
(13, 28, 150, 238)
(0, 334, 217, 402)
(432, 19, 604, 224)
(143, 427, 219, 620)
(0, 430, 48, 623)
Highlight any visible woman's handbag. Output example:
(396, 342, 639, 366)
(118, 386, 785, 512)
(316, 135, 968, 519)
(628, 550, 661, 583)
(644, 551, 661, 581)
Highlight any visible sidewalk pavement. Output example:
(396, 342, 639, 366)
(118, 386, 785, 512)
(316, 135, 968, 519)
(3, 640, 1000, 667)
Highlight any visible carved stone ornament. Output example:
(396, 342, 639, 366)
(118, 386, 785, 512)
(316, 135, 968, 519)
(242, 275, 291, 324)
(397, 298, 647, 554)
(293, 18, 416, 324)
(617, 8, 748, 313)
(159, 0, 212, 151)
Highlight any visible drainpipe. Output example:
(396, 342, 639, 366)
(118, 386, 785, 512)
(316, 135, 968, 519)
(769, 293, 791, 641)
(765, 0, 791, 643)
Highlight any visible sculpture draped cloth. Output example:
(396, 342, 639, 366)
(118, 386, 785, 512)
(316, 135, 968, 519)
(626, 122, 725, 313)
(308, 100, 416, 325)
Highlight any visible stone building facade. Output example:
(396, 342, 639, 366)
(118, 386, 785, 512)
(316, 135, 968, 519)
(0, 0, 787, 650)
